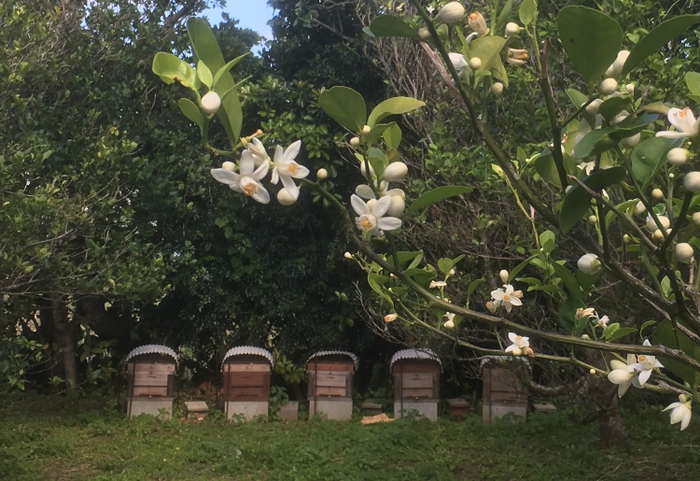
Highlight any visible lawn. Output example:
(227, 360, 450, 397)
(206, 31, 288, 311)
(0, 393, 698, 481)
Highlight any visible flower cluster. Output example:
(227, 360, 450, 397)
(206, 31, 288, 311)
(607, 340, 664, 396)
(210, 137, 309, 205)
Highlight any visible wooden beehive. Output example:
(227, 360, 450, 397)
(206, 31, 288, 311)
(125, 345, 178, 418)
(306, 351, 358, 399)
(222, 349, 273, 404)
(392, 359, 441, 400)
(481, 357, 529, 424)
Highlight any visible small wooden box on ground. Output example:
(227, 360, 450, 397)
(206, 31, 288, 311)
(306, 351, 358, 421)
(481, 356, 529, 424)
(391, 349, 441, 421)
(185, 401, 209, 419)
(126, 344, 178, 419)
(222, 346, 274, 420)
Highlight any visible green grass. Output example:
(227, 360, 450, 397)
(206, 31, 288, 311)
(0, 393, 698, 481)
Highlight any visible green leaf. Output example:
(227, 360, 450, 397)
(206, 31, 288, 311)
(365, 123, 396, 146)
(469, 36, 508, 73)
(438, 258, 453, 277)
(178, 98, 204, 135)
(653, 320, 700, 387)
(557, 6, 623, 82)
(519, 0, 538, 26)
(598, 97, 631, 123)
(368, 15, 421, 40)
(640, 320, 657, 336)
(212, 53, 248, 88)
(508, 255, 538, 282)
(551, 262, 582, 298)
(605, 326, 636, 342)
(187, 18, 242, 144)
(496, 0, 514, 33)
(390, 250, 423, 269)
(535, 150, 577, 188)
(576, 269, 601, 291)
(608, 112, 658, 140)
(405, 186, 472, 215)
(560, 167, 626, 233)
(540, 230, 556, 253)
(152, 52, 199, 90)
(367, 97, 424, 127)
(631, 137, 684, 188)
(466, 278, 485, 309)
(686, 72, 700, 96)
(383, 124, 402, 150)
(318, 86, 367, 132)
(560, 296, 585, 332)
(574, 128, 615, 158)
(197, 60, 213, 88)
(623, 15, 700, 76)
(565, 88, 588, 109)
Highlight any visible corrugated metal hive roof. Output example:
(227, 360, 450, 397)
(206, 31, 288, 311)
(221, 346, 275, 369)
(306, 351, 359, 370)
(126, 344, 178, 365)
(390, 348, 442, 371)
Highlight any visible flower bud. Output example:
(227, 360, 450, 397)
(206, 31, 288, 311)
(486, 301, 497, 313)
(652, 229, 664, 241)
(605, 50, 630, 78)
(418, 27, 431, 40)
(692, 212, 700, 226)
(585, 99, 604, 115)
(505, 22, 521, 36)
(491, 82, 504, 96)
(588, 215, 597, 224)
(200, 91, 221, 115)
(524, 347, 534, 357)
(316, 168, 328, 180)
(449, 268, 456, 276)
(600, 78, 619, 96)
(444, 319, 455, 329)
(383, 161, 409, 181)
(675, 243, 694, 262)
(513, 290, 524, 299)
(506, 48, 528, 66)
(344, 252, 353, 259)
(350, 136, 360, 147)
(360, 161, 375, 179)
(277, 188, 297, 206)
(384, 313, 398, 323)
(469, 57, 482, 70)
(589, 368, 596, 375)
(623, 234, 631, 244)
(625, 83, 635, 95)
(387, 195, 405, 217)
(511, 347, 523, 357)
(667, 148, 690, 166)
(499, 269, 509, 284)
(582, 334, 590, 340)
(577, 253, 601, 275)
(646, 215, 670, 232)
(634, 200, 646, 216)
(366, 198, 377, 210)
(607, 369, 632, 384)
(669, 173, 675, 179)
(684, 171, 700, 192)
(651, 188, 664, 200)
(467, 12, 489, 36)
(222, 161, 236, 171)
(438, 2, 466, 24)
(620, 133, 640, 147)
(361, 125, 371, 135)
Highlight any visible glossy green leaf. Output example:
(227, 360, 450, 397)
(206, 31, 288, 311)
(389, 250, 423, 269)
(565, 88, 588, 109)
(519, 0, 537, 26)
(152, 52, 199, 90)
(608, 112, 658, 140)
(623, 15, 700, 76)
(197, 60, 213, 88)
(631, 137, 683, 188)
(557, 6, 622, 82)
(598, 97, 630, 122)
(576, 269, 601, 291)
(368, 97, 424, 127)
(438, 258, 454, 277)
(470, 36, 507, 73)
(508, 255, 537, 282)
(466, 278, 484, 309)
(540, 230, 556, 253)
(188, 18, 242, 144)
(496, 0, 514, 33)
(574, 128, 615, 158)
(640, 320, 657, 336)
(364, 123, 396, 146)
(686, 72, 700, 95)
(535, 150, 577, 188)
(383, 124, 402, 150)
(318, 86, 367, 132)
(212, 53, 248, 88)
(653, 320, 700, 387)
(405, 186, 472, 215)
(560, 167, 626, 234)
(178, 98, 204, 135)
(551, 262, 582, 298)
(368, 15, 421, 40)
(560, 296, 585, 332)
(605, 326, 636, 342)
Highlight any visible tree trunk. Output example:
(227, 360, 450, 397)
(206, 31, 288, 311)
(51, 298, 77, 387)
(593, 378, 628, 449)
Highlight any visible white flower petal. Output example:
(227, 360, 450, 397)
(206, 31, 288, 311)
(283, 140, 302, 161)
(656, 131, 689, 139)
(377, 217, 402, 232)
(251, 183, 270, 204)
(355, 184, 376, 199)
(508, 332, 518, 343)
(251, 159, 269, 180)
(637, 368, 652, 386)
(211, 168, 239, 185)
(240, 150, 256, 174)
(280, 174, 299, 200)
(351, 194, 371, 216)
(373, 196, 392, 217)
(293, 164, 310, 179)
(271, 168, 279, 185)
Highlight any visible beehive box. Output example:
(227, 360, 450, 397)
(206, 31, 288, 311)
(126, 345, 178, 419)
(391, 349, 441, 420)
(306, 351, 358, 420)
(481, 357, 529, 424)
(222, 347, 274, 420)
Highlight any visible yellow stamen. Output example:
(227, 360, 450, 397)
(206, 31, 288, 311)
(638, 355, 646, 362)
(288, 162, 299, 176)
(243, 183, 258, 196)
(503, 294, 511, 302)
